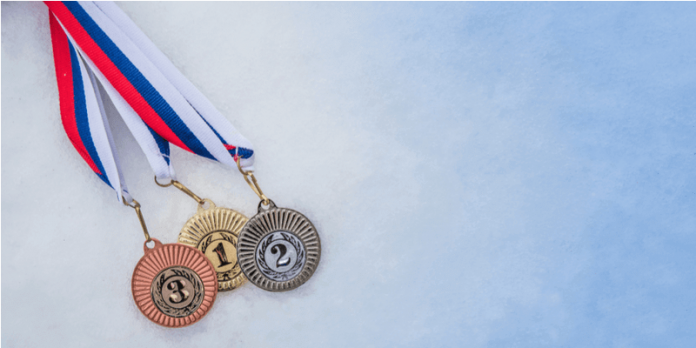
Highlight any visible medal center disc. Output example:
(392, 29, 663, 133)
(201, 231, 239, 273)
(256, 231, 306, 281)
(151, 266, 205, 318)
(161, 275, 195, 308)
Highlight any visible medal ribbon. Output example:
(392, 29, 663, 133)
(48, 1, 257, 203)
(50, 12, 133, 202)
(46, 1, 255, 181)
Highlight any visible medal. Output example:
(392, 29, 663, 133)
(235, 160, 322, 292)
(179, 201, 248, 291)
(129, 203, 218, 328)
(156, 179, 249, 291)
(132, 238, 218, 328)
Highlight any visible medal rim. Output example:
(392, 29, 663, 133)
(131, 239, 218, 328)
(177, 204, 249, 291)
(237, 201, 321, 292)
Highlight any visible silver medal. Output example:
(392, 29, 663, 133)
(237, 200, 321, 291)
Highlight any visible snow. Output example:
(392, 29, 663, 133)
(2, 2, 696, 347)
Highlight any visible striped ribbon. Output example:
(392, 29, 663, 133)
(47, 1, 255, 203)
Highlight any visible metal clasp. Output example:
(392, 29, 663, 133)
(236, 157, 270, 205)
(155, 177, 206, 206)
(123, 198, 151, 242)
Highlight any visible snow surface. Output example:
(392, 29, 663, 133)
(3, 2, 696, 347)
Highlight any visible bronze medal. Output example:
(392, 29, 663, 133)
(132, 238, 218, 327)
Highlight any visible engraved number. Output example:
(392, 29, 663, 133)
(271, 244, 291, 268)
(213, 242, 232, 267)
(167, 280, 190, 304)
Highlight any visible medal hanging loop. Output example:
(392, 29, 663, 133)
(236, 157, 270, 205)
(123, 198, 151, 243)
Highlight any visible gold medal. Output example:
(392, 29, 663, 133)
(156, 178, 249, 292)
(178, 200, 248, 291)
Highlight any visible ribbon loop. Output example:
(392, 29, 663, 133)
(47, 1, 256, 204)
(46, 1, 254, 172)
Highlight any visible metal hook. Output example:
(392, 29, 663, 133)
(236, 157, 270, 205)
(153, 176, 205, 205)
(123, 197, 151, 242)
